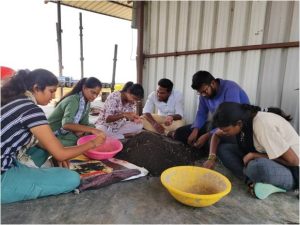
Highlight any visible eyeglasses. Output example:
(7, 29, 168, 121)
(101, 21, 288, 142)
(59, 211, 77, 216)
(197, 85, 210, 96)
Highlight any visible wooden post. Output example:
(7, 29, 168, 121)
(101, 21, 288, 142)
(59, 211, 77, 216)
(56, 1, 63, 98)
(79, 12, 84, 78)
(111, 44, 118, 93)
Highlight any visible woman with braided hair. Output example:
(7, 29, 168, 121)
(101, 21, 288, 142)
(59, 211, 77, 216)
(48, 77, 104, 147)
(204, 102, 298, 199)
(1, 69, 105, 203)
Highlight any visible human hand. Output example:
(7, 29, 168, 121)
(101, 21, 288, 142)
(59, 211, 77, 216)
(123, 112, 139, 121)
(243, 152, 255, 166)
(164, 115, 173, 126)
(90, 128, 105, 136)
(57, 160, 70, 169)
(133, 118, 142, 124)
(187, 129, 198, 146)
(153, 122, 165, 134)
(202, 159, 216, 169)
(91, 133, 106, 147)
(215, 128, 225, 137)
(193, 133, 209, 148)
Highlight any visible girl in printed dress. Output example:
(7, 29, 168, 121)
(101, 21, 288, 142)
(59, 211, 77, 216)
(95, 83, 144, 139)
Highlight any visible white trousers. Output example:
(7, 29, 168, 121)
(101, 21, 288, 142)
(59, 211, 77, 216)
(96, 121, 143, 139)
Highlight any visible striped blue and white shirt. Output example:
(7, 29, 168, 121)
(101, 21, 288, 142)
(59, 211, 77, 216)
(1, 98, 48, 173)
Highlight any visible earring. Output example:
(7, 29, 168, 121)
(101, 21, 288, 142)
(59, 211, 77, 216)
(240, 131, 245, 143)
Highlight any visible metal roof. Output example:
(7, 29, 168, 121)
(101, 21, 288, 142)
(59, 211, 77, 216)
(48, 0, 133, 21)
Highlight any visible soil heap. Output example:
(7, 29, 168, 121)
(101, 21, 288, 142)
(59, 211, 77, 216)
(116, 131, 208, 176)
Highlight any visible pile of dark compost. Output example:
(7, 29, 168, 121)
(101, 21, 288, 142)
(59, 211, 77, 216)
(116, 131, 208, 176)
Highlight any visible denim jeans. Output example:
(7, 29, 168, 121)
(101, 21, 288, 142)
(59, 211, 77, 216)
(245, 158, 297, 190)
(217, 143, 246, 180)
(217, 143, 298, 190)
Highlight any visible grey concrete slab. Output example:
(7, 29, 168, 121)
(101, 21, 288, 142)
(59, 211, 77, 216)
(1, 161, 299, 224)
(2, 105, 298, 224)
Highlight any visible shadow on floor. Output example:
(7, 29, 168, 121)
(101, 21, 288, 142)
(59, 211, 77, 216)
(5, 103, 297, 223)
(1, 158, 299, 224)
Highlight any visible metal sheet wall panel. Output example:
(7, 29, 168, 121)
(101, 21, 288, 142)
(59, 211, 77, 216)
(166, 2, 178, 52)
(184, 55, 198, 122)
(201, 2, 215, 49)
(247, 2, 267, 45)
(265, 2, 292, 43)
(142, 1, 299, 131)
(290, 1, 299, 41)
(214, 2, 232, 48)
(188, 2, 202, 50)
(177, 2, 189, 51)
(281, 48, 299, 131)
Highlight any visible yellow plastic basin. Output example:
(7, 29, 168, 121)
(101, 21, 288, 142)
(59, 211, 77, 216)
(161, 166, 231, 207)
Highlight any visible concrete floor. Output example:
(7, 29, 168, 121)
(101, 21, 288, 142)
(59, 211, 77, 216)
(3, 102, 298, 224)
(1, 160, 299, 224)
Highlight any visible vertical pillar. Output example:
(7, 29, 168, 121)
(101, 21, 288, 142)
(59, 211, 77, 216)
(79, 12, 84, 78)
(111, 44, 118, 93)
(56, 1, 63, 98)
(136, 1, 144, 115)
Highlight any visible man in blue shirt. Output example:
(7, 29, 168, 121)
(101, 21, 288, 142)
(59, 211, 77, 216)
(174, 70, 250, 150)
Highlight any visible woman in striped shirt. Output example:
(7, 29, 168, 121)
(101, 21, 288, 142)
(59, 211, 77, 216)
(1, 69, 105, 204)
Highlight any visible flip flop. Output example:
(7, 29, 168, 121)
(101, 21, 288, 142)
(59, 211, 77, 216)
(254, 183, 286, 200)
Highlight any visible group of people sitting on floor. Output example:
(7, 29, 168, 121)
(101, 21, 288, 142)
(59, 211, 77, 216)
(1, 68, 298, 204)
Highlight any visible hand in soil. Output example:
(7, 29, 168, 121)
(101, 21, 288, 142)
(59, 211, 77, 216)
(202, 159, 216, 169)
(187, 129, 198, 146)
(193, 133, 210, 148)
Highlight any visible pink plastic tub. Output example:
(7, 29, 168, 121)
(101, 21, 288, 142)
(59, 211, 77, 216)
(77, 135, 123, 160)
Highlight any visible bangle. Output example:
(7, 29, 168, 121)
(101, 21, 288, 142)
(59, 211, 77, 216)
(207, 154, 217, 161)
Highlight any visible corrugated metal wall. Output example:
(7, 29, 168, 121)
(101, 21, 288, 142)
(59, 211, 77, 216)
(142, 1, 299, 132)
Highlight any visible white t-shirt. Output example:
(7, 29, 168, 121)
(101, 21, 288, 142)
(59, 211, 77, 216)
(253, 111, 299, 160)
(142, 90, 184, 117)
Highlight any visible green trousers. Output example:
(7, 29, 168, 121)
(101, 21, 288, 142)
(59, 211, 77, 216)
(1, 147, 80, 204)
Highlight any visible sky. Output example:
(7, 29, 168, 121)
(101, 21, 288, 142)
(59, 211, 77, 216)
(0, 0, 137, 83)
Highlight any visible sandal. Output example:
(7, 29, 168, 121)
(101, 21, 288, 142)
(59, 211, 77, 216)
(254, 183, 286, 200)
(248, 183, 286, 200)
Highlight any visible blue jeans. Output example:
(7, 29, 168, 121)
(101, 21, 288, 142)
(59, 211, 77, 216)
(217, 143, 298, 190)
(1, 147, 80, 204)
(217, 143, 246, 180)
(245, 158, 297, 190)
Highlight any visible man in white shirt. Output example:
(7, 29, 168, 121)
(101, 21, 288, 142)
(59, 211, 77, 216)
(142, 78, 185, 135)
